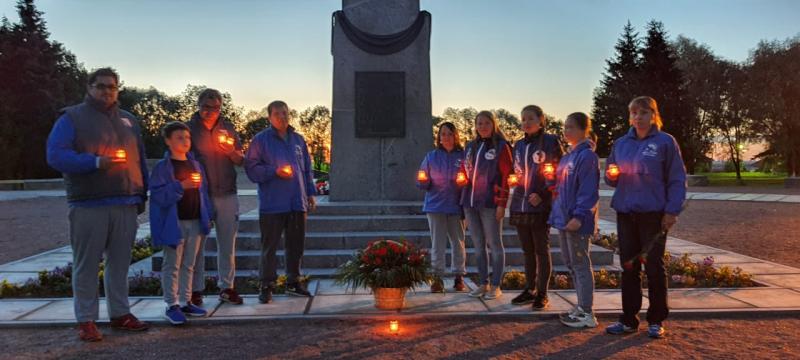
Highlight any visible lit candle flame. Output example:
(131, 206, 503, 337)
(115, 149, 127, 160)
(608, 164, 620, 177)
(456, 171, 468, 186)
(191, 172, 201, 183)
(508, 174, 519, 187)
(543, 163, 555, 180)
(417, 170, 428, 182)
(389, 320, 399, 334)
(281, 165, 293, 176)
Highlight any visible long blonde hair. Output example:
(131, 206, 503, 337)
(628, 96, 663, 130)
(474, 110, 506, 144)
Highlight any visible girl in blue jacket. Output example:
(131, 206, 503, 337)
(149, 122, 213, 325)
(461, 111, 513, 300)
(508, 105, 563, 310)
(604, 96, 687, 339)
(549, 112, 600, 328)
(417, 122, 467, 292)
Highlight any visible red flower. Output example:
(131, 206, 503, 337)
(376, 247, 388, 257)
(374, 258, 382, 265)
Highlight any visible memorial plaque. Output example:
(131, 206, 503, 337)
(355, 71, 405, 138)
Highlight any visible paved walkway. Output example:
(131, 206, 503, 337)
(2, 217, 800, 326)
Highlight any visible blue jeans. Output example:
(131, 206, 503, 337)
(559, 230, 594, 311)
(464, 207, 505, 286)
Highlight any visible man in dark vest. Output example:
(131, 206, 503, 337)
(46, 67, 149, 342)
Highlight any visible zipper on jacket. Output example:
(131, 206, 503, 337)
(470, 142, 485, 207)
(520, 143, 530, 213)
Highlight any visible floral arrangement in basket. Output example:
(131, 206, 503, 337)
(335, 239, 432, 292)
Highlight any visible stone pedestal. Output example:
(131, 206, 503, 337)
(329, 0, 432, 201)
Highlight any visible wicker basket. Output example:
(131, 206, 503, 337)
(373, 287, 407, 310)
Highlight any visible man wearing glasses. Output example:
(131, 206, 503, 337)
(185, 89, 245, 306)
(46, 67, 149, 341)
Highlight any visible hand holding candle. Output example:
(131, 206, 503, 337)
(606, 164, 620, 181)
(112, 149, 127, 163)
(542, 163, 555, 181)
(277, 165, 293, 179)
(191, 172, 202, 184)
(417, 170, 429, 183)
(507, 173, 519, 187)
(455, 171, 468, 187)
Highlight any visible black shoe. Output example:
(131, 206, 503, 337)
(259, 287, 273, 304)
(532, 295, 549, 310)
(286, 282, 311, 297)
(511, 290, 536, 305)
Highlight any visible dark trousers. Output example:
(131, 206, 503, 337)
(259, 211, 306, 286)
(617, 211, 669, 327)
(514, 212, 552, 296)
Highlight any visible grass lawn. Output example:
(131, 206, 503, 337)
(697, 172, 787, 186)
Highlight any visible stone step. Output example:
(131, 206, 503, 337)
(204, 230, 564, 251)
(151, 245, 615, 272)
(313, 200, 424, 216)
(238, 213, 515, 233)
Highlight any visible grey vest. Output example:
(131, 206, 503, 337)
(61, 101, 145, 202)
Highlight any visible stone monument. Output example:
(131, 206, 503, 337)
(329, 0, 432, 201)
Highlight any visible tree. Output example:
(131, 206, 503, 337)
(494, 108, 521, 142)
(117, 86, 181, 158)
(745, 38, 800, 177)
(711, 61, 753, 182)
(438, 107, 477, 146)
(0, 0, 87, 179)
(296, 105, 332, 170)
(174, 85, 246, 132)
(591, 21, 641, 158)
(639, 20, 699, 173)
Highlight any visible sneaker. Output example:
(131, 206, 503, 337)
(110, 313, 149, 331)
(560, 307, 598, 328)
(286, 282, 311, 297)
(453, 275, 467, 292)
(259, 286, 274, 304)
(430, 277, 445, 293)
(468, 284, 489, 298)
(648, 323, 666, 339)
(220, 288, 244, 305)
(190, 291, 204, 306)
(164, 305, 187, 325)
(606, 322, 638, 335)
(483, 285, 503, 300)
(78, 321, 102, 342)
(558, 306, 581, 322)
(511, 290, 536, 305)
(532, 295, 549, 311)
(181, 303, 208, 317)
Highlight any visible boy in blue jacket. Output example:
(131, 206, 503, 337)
(149, 121, 213, 325)
(245, 101, 317, 304)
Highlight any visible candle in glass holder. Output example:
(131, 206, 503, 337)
(542, 163, 555, 180)
(507, 174, 519, 187)
(607, 164, 620, 178)
(389, 320, 399, 334)
(114, 149, 127, 160)
(455, 171, 468, 186)
(191, 172, 201, 184)
(417, 170, 428, 182)
(281, 165, 293, 177)
(218, 135, 234, 146)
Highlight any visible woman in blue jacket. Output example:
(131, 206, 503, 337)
(461, 111, 513, 300)
(508, 105, 563, 310)
(604, 96, 687, 339)
(549, 112, 599, 329)
(417, 122, 467, 292)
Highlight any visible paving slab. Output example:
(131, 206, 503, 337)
(778, 195, 800, 203)
(717, 288, 800, 308)
(18, 298, 117, 321)
(684, 253, 760, 264)
(751, 194, 787, 202)
(401, 292, 487, 313)
(727, 193, 763, 201)
(668, 289, 753, 309)
(316, 279, 371, 295)
(730, 262, 800, 275)
(0, 253, 73, 272)
(308, 294, 389, 314)
(482, 291, 572, 313)
(213, 295, 309, 317)
(752, 274, 800, 288)
(559, 290, 648, 311)
(0, 300, 52, 321)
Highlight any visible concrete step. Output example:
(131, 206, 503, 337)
(313, 200, 424, 216)
(238, 213, 516, 233)
(204, 230, 565, 251)
(151, 245, 615, 272)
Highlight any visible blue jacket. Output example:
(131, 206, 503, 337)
(509, 131, 563, 214)
(549, 140, 599, 235)
(244, 126, 316, 214)
(46, 112, 149, 208)
(605, 126, 687, 215)
(460, 137, 513, 209)
(417, 148, 464, 215)
(148, 151, 212, 248)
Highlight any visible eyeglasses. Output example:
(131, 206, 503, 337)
(91, 83, 119, 91)
(201, 105, 221, 112)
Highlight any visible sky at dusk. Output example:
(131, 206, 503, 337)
(2, 0, 798, 120)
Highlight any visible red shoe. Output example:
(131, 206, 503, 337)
(110, 313, 149, 331)
(453, 275, 467, 292)
(220, 288, 244, 305)
(191, 291, 204, 306)
(78, 321, 102, 342)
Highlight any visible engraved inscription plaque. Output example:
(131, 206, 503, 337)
(355, 71, 405, 138)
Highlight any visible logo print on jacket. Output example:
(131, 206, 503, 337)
(484, 149, 496, 160)
(532, 150, 546, 164)
(642, 143, 658, 157)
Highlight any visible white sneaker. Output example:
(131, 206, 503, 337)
(560, 307, 598, 328)
(468, 284, 489, 298)
(483, 285, 503, 300)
